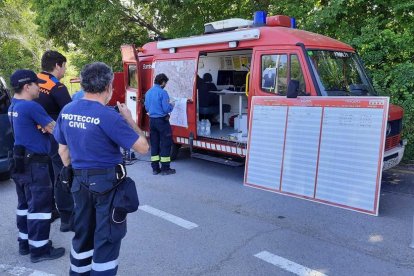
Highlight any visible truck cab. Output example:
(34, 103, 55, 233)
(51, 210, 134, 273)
(121, 15, 406, 170)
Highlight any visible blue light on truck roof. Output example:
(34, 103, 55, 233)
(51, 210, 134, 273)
(253, 11, 267, 26)
(291, 17, 296, 29)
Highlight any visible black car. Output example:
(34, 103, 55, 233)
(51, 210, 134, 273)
(0, 77, 13, 181)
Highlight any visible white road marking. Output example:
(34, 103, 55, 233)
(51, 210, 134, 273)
(29, 271, 55, 276)
(139, 205, 199, 230)
(254, 251, 327, 276)
(0, 264, 55, 276)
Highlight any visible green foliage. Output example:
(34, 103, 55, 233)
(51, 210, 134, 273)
(0, 0, 47, 84)
(30, 0, 150, 71)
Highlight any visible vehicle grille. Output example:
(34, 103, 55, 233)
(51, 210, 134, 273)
(385, 134, 401, 151)
(384, 119, 402, 151)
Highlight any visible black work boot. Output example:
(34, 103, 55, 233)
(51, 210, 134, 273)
(161, 168, 176, 175)
(30, 246, 65, 263)
(20, 240, 53, 255)
(60, 222, 73, 232)
(60, 213, 74, 232)
(19, 242, 29, 256)
(151, 161, 160, 175)
(51, 208, 60, 223)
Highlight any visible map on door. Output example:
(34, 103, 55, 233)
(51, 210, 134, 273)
(154, 59, 196, 100)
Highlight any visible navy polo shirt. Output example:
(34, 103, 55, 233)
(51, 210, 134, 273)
(8, 98, 53, 154)
(53, 99, 139, 169)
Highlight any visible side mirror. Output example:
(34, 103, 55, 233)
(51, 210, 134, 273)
(287, 80, 300, 98)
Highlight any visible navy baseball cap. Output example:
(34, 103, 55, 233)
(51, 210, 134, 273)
(10, 69, 46, 89)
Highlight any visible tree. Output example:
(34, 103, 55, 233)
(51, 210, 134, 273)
(0, 0, 53, 84)
(29, 0, 414, 160)
(29, 0, 269, 69)
(30, 0, 150, 71)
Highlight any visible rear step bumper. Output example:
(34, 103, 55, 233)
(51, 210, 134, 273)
(191, 153, 244, 167)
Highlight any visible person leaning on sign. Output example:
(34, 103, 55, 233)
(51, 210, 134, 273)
(35, 50, 74, 232)
(144, 73, 176, 175)
(8, 70, 65, 263)
(53, 62, 149, 275)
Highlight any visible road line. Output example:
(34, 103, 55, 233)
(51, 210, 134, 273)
(139, 205, 199, 230)
(254, 251, 327, 276)
(0, 264, 55, 276)
(29, 272, 55, 276)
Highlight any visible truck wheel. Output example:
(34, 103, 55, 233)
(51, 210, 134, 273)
(171, 143, 182, 161)
(0, 171, 10, 181)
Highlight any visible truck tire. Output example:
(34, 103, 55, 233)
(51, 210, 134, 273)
(171, 143, 182, 161)
(0, 171, 10, 181)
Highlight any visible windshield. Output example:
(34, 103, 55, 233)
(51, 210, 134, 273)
(307, 50, 377, 96)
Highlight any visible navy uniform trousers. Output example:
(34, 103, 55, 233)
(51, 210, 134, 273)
(12, 160, 53, 257)
(49, 135, 74, 224)
(70, 169, 126, 276)
(149, 117, 173, 171)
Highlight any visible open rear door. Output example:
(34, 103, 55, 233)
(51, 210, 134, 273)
(121, 45, 142, 126)
(153, 52, 199, 139)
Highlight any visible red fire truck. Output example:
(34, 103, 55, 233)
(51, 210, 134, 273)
(120, 15, 406, 170)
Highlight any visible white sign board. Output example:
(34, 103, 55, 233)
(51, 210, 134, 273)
(244, 97, 389, 215)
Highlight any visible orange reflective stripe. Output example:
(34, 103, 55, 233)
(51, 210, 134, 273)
(37, 73, 56, 91)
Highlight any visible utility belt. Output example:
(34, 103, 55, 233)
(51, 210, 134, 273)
(150, 115, 170, 121)
(73, 163, 138, 224)
(73, 163, 126, 181)
(10, 145, 50, 174)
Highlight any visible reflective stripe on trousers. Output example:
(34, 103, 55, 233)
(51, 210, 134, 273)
(16, 209, 28, 216)
(70, 264, 91, 274)
(27, 212, 51, 220)
(151, 155, 160, 162)
(70, 245, 93, 274)
(18, 232, 28, 240)
(92, 259, 119, 272)
(29, 239, 49, 248)
(70, 259, 119, 274)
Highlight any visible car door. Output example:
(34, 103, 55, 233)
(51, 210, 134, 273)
(0, 77, 14, 176)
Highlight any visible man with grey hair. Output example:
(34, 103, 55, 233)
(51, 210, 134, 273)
(53, 62, 149, 275)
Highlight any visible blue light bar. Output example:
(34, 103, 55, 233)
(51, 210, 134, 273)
(291, 17, 297, 28)
(253, 11, 267, 26)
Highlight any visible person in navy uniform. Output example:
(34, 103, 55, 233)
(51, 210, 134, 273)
(53, 62, 149, 275)
(144, 73, 176, 175)
(8, 69, 65, 262)
(35, 50, 74, 232)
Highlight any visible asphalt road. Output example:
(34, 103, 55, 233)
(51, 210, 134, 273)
(1, 150, 414, 276)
